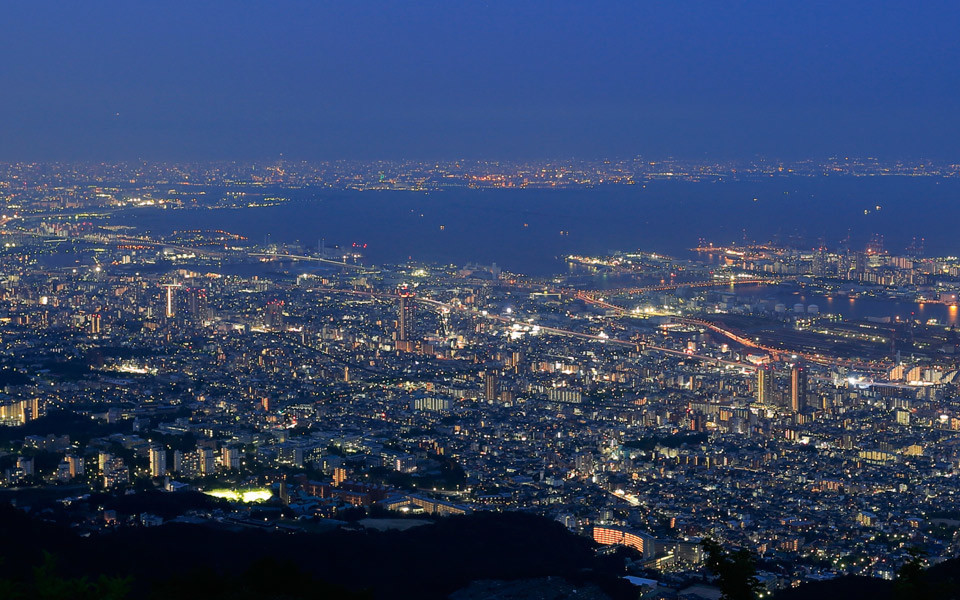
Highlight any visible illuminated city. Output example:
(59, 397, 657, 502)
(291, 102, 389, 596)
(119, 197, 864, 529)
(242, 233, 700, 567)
(0, 159, 958, 597)
(3, 2, 960, 599)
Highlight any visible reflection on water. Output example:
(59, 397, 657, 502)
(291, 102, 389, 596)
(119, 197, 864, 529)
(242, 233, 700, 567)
(735, 285, 958, 326)
(109, 178, 960, 276)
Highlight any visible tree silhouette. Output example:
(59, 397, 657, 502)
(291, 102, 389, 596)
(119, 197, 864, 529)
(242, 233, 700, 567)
(702, 538, 763, 600)
(893, 547, 928, 600)
(0, 552, 132, 600)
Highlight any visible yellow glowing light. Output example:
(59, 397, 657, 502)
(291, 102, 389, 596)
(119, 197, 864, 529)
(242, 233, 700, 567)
(204, 488, 273, 503)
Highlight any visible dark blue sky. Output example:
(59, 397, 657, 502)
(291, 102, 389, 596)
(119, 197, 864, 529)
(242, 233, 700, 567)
(1, 1, 958, 161)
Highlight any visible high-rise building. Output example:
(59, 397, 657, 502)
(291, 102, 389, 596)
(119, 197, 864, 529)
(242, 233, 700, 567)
(484, 370, 499, 402)
(57, 460, 72, 482)
(397, 285, 416, 342)
(89, 313, 101, 334)
(17, 456, 34, 477)
(812, 246, 828, 277)
(791, 362, 808, 413)
(163, 284, 179, 318)
(2, 401, 25, 425)
(411, 396, 453, 412)
(438, 305, 451, 338)
(27, 398, 40, 422)
(149, 446, 167, 478)
(592, 525, 656, 560)
(185, 288, 210, 324)
(333, 466, 347, 487)
(264, 300, 284, 330)
(0, 403, 20, 426)
(222, 445, 241, 470)
(98, 451, 113, 472)
(0, 398, 42, 426)
(756, 365, 771, 405)
(199, 447, 215, 475)
(102, 457, 129, 488)
(66, 454, 84, 478)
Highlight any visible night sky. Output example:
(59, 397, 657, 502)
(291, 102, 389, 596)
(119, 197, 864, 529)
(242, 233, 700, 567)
(1, 1, 958, 161)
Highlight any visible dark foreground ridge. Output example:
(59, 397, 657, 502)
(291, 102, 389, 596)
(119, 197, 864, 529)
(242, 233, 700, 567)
(4, 502, 960, 599)
(774, 559, 960, 600)
(0, 504, 636, 600)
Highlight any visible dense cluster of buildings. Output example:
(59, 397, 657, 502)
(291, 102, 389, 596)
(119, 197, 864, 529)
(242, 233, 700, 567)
(1, 157, 960, 198)
(701, 241, 960, 289)
(0, 169, 959, 594)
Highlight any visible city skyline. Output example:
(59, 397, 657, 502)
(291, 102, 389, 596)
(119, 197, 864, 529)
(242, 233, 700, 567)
(0, 185, 958, 597)
(3, 2, 960, 599)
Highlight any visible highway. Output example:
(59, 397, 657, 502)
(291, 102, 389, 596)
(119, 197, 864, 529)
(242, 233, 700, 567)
(671, 317, 890, 373)
(573, 280, 889, 373)
(574, 277, 784, 312)
(248, 252, 375, 272)
(4, 223, 880, 374)
(317, 286, 756, 371)
(0, 224, 377, 274)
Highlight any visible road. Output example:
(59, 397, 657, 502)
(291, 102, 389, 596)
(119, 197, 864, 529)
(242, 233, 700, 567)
(318, 287, 756, 371)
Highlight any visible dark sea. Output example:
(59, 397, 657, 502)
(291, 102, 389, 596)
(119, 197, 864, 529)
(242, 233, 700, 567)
(112, 177, 960, 277)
